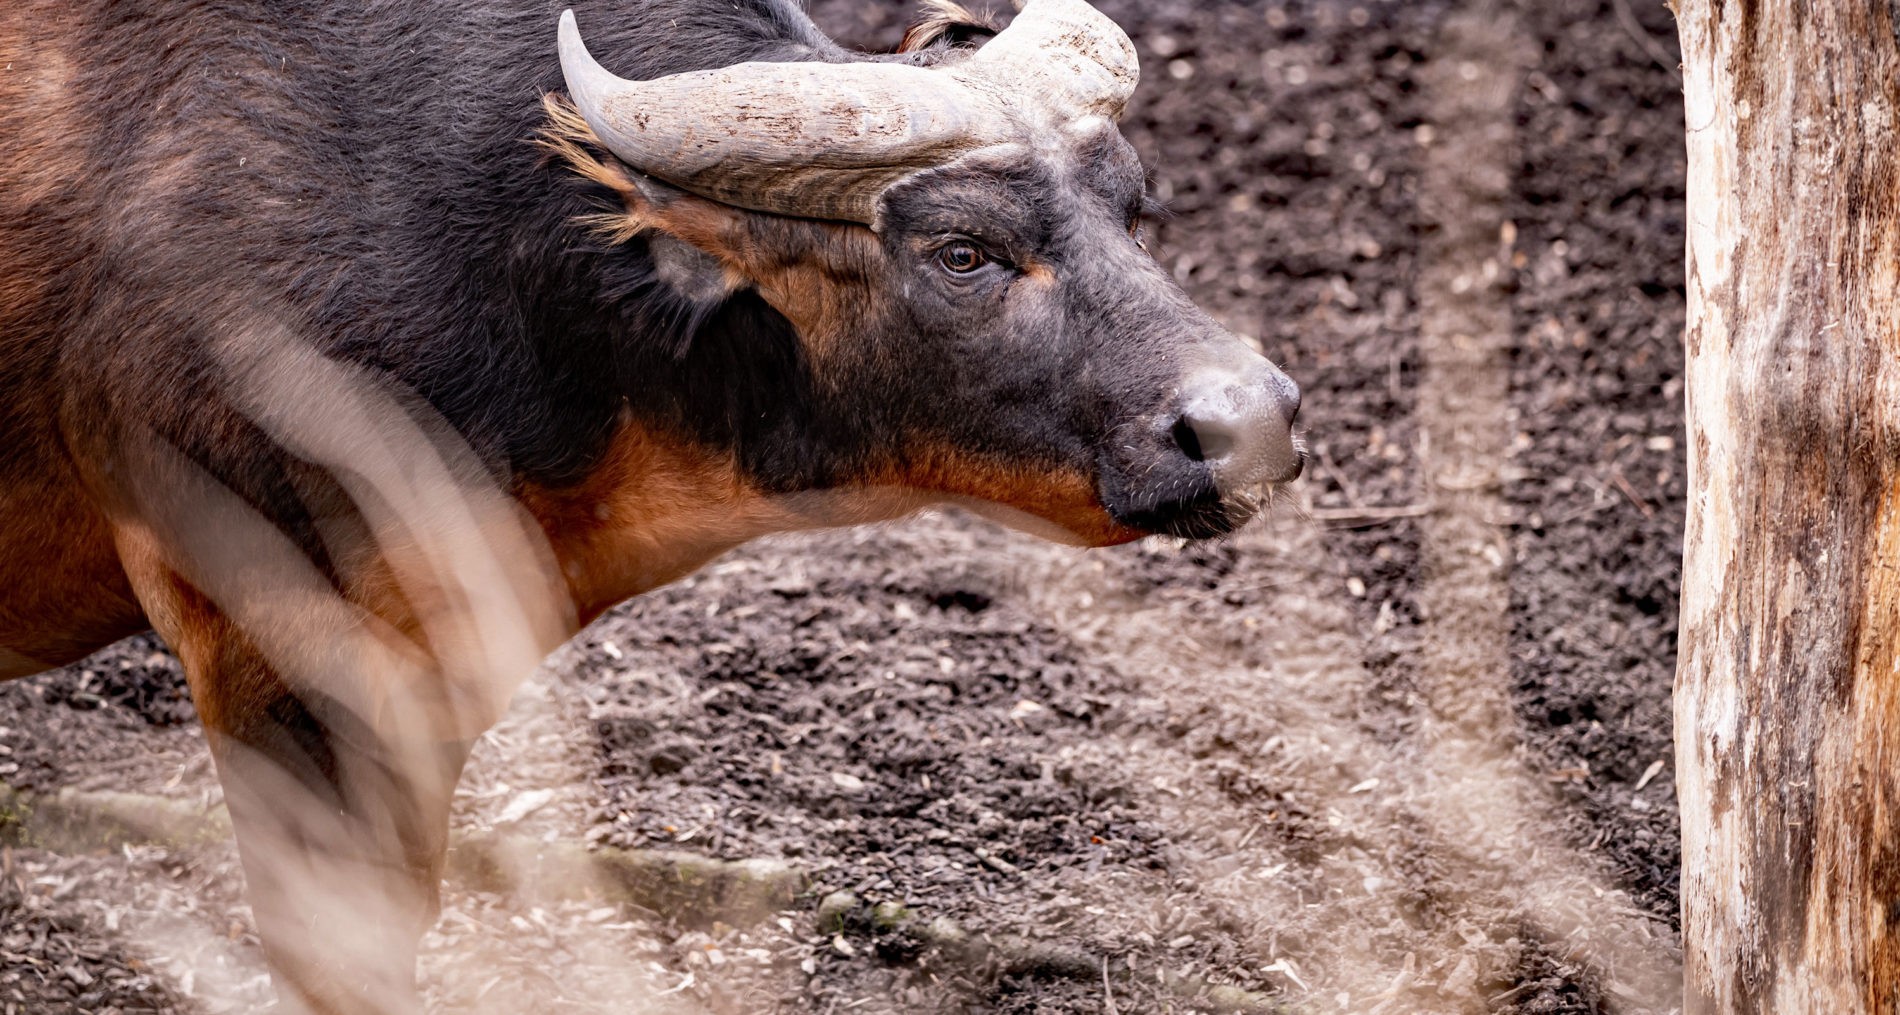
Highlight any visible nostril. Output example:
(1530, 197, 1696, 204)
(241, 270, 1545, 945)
(1172, 373, 1302, 487)
(1173, 411, 1237, 464)
(1170, 416, 1206, 462)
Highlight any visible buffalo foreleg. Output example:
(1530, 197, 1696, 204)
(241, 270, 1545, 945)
(128, 565, 473, 1015)
(212, 688, 472, 1015)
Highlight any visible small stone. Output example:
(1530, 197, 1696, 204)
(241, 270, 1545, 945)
(816, 891, 860, 933)
(870, 901, 910, 931)
(495, 788, 555, 826)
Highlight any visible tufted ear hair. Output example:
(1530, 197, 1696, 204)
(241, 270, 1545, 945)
(537, 94, 729, 248)
(540, 95, 774, 264)
(537, 95, 881, 339)
(899, 0, 1002, 53)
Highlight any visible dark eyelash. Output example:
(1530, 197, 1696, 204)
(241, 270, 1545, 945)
(975, 242, 1018, 267)
(1139, 194, 1174, 223)
(935, 237, 1016, 274)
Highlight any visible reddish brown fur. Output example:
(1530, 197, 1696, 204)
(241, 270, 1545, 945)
(0, 498, 150, 677)
(877, 444, 1146, 547)
(0, 4, 150, 677)
(521, 415, 931, 623)
(522, 417, 1138, 629)
(111, 526, 255, 733)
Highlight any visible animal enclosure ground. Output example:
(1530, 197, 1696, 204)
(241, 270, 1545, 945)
(0, 0, 1687, 1012)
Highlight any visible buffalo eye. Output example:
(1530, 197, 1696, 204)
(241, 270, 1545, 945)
(937, 241, 989, 274)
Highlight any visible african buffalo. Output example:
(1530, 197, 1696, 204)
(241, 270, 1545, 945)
(0, 0, 1302, 1009)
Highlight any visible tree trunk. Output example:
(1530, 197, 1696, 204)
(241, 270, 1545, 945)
(1675, 2, 1900, 1012)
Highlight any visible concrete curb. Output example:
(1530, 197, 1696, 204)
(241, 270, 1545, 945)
(819, 891, 1294, 1014)
(0, 783, 803, 928)
(1, 783, 1294, 1011)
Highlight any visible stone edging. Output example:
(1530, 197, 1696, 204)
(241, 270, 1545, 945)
(1, 783, 1292, 1012)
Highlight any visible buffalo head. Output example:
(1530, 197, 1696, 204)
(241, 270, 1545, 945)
(552, 0, 1303, 546)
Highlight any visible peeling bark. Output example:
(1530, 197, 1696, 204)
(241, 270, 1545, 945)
(1675, 2, 1900, 1012)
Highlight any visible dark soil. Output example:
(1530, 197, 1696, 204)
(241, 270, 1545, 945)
(1502, 0, 1687, 925)
(580, 541, 1167, 886)
(0, 1, 1689, 1012)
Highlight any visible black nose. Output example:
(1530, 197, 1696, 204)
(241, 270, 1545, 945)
(1170, 365, 1303, 486)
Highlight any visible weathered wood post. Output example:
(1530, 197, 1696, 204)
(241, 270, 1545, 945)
(1675, 2, 1900, 1011)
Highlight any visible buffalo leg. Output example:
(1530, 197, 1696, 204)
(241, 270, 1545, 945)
(135, 573, 474, 1014)
(210, 689, 473, 1015)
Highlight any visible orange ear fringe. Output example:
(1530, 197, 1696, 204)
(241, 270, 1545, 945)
(535, 94, 652, 243)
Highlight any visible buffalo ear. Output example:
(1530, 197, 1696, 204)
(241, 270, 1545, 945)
(539, 95, 878, 333)
(539, 94, 749, 252)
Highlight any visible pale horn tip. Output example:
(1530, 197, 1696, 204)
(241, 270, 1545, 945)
(556, 10, 629, 151)
(556, 9, 581, 64)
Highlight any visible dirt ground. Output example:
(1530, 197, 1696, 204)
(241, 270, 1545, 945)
(0, 0, 1688, 1012)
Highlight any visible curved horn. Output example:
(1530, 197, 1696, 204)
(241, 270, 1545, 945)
(963, 0, 1139, 121)
(558, 10, 1013, 224)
